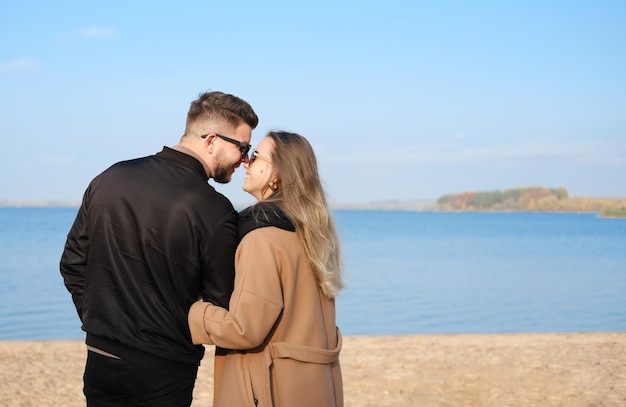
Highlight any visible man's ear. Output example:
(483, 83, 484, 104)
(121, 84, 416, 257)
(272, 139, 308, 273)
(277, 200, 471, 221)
(204, 133, 216, 153)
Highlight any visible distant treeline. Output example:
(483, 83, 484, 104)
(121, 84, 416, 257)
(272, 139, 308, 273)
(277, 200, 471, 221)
(436, 187, 626, 215)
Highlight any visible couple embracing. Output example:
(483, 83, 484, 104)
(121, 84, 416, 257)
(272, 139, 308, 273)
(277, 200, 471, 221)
(60, 90, 343, 406)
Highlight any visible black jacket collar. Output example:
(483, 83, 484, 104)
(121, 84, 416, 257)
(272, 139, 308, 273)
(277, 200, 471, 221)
(156, 146, 208, 181)
(238, 202, 296, 241)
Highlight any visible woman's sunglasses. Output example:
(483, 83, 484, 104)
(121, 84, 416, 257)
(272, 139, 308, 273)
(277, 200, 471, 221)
(248, 149, 272, 165)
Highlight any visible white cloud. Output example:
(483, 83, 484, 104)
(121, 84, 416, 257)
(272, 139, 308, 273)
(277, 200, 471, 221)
(77, 27, 118, 38)
(0, 58, 38, 73)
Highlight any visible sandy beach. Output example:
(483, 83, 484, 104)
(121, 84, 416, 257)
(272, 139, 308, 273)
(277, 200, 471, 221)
(1, 333, 624, 407)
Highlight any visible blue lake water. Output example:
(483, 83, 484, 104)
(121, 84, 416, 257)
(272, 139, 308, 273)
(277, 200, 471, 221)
(0, 208, 624, 340)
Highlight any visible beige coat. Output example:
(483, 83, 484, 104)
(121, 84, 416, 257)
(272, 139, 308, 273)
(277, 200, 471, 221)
(189, 226, 343, 407)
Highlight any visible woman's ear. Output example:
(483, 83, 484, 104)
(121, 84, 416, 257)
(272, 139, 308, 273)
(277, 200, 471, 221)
(269, 178, 279, 191)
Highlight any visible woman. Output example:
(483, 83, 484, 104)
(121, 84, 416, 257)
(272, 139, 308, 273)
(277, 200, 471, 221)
(188, 131, 344, 406)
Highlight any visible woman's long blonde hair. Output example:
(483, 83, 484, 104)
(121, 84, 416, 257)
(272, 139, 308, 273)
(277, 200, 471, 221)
(263, 131, 344, 298)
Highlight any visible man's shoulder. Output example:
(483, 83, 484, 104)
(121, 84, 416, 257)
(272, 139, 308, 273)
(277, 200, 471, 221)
(100, 154, 156, 173)
(180, 188, 236, 223)
(202, 191, 236, 216)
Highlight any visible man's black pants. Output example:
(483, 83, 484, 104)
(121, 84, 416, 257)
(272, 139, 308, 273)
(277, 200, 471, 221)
(83, 350, 197, 407)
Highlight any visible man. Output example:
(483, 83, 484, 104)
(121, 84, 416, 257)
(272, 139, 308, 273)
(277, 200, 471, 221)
(60, 90, 258, 406)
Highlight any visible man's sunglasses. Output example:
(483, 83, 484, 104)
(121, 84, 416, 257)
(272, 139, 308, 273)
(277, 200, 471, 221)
(201, 133, 251, 159)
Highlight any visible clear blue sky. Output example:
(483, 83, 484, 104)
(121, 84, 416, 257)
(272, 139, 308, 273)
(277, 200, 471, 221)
(2, 0, 625, 205)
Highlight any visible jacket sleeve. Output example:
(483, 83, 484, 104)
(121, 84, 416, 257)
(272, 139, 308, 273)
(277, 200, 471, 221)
(189, 229, 284, 349)
(200, 211, 238, 309)
(59, 187, 91, 321)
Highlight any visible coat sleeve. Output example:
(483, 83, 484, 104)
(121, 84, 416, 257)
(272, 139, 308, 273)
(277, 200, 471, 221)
(189, 229, 284, 349)
(59, 187, 91, 321)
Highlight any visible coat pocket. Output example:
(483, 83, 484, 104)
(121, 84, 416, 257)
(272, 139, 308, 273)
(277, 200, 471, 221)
(245, 348, 275, 406)
(244, 367, 259, 406)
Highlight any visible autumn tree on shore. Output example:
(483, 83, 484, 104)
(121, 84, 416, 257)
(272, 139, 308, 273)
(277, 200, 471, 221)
(436, 187, 624, 214)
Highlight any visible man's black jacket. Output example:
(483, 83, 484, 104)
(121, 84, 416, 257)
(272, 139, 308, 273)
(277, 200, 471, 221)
(60, 147, 237, 378)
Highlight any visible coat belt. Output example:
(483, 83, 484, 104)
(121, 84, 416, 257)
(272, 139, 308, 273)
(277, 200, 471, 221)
(269, 328, 342, 364)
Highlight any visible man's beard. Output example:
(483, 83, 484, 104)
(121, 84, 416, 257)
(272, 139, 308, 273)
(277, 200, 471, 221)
(212, 152, 234, 184)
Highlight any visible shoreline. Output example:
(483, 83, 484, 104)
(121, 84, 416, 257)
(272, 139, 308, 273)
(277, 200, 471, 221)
(2, 332, 624, 406)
